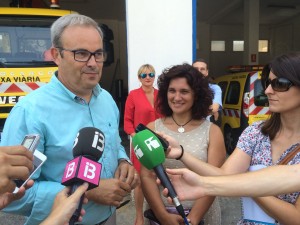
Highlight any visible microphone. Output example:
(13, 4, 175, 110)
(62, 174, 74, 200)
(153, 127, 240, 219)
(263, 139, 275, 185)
(61, 127, 105, 225)
(135, 123, 169, 151)
(132, 129, 189, 224)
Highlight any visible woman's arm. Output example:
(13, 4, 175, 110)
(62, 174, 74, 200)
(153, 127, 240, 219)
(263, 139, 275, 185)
(187, 124, 226, 224)
(124, 92, 135, 136)
(160, 130, 250, 176)
(160, 164, 300, 202)
(254, 194, 300, 224)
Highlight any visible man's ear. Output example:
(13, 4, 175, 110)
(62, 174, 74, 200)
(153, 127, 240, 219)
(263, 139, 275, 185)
(51, 47, 61, 65)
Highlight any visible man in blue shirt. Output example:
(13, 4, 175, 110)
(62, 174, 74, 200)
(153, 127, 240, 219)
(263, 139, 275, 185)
(193, 58, 223, 127)
(1, 14, 138, 225)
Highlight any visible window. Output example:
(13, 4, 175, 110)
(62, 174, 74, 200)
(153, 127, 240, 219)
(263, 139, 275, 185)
(230, 40, 269, 52)
(0, 16, 54, 62)
(211, 41, 225, 51)
(259, 40, 268, 52)
(0, 32, 11, 53)
(217, 81, 228, 103)
(233, 40, 244, 51)
(225, 81, 240, 105)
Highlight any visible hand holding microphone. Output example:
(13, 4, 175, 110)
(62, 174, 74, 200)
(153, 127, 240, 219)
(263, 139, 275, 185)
(0, 179, 34, 210)
(41, 183, 89, 225)
(132, 129, 189, 225)
(61, 127, 105, 225)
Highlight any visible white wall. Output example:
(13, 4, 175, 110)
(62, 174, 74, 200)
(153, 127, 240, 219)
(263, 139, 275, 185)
(126, 0, 195, 91)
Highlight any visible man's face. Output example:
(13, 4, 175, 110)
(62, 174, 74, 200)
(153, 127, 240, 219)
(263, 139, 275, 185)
(193, 61, 208, 77)
(53, 25, 104, 98)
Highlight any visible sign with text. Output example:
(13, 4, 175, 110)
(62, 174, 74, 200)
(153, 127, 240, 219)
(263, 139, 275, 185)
(61, 156, 102, 190)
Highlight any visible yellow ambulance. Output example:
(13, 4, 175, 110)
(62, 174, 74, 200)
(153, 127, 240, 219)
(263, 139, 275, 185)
(214, 66, 270, 154)
(0, 7, 75, 131)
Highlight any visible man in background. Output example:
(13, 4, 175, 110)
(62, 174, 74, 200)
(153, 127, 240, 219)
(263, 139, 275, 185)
(193, 58, 223, 127)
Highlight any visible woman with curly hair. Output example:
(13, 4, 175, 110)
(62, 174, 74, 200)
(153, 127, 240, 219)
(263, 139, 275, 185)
(140, 63, 226, 225)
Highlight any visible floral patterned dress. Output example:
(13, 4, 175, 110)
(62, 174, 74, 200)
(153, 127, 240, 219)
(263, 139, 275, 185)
(236, 121, 300, 225)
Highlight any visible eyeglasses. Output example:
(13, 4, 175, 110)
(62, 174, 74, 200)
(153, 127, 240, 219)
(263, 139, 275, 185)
(57, 47, 106, 63)
(139, 73, 155, 79)
(264, 77, 294, 92)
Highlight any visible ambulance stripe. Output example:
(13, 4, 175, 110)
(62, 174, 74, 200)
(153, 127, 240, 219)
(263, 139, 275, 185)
(26, 82, 41, 90)
(235, 110, 241, 117)
(223, 109, 240, 118)
(259, 107, 271, 115)
(4, 83, 23, 93)
(0, 82, 45, 93)
(249, 72, 259, 114)
(0, 83, 14, 92)
(251, 106, 264, 115)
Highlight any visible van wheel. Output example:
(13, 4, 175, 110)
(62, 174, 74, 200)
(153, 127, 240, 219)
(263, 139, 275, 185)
(224, 126, 237, 155)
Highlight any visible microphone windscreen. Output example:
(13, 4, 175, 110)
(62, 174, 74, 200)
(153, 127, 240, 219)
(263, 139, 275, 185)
(135, 123, 169, 151)
(132, 129, 165, 170)
(73, 127, 105, 161)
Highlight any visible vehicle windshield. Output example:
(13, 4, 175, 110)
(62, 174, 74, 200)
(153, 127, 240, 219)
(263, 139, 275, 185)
(0, 15, 58, 65)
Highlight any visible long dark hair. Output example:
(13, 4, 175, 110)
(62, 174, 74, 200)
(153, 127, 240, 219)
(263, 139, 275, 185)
(261, 52, 300, 139)
(156, 63, 213, 119)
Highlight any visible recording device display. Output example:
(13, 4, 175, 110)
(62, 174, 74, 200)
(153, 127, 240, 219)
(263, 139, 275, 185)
(14, 150, 47, 193)
(14, 134, 45, 193)
(135, 123, 169, 151)
(21, 134, 40, 153)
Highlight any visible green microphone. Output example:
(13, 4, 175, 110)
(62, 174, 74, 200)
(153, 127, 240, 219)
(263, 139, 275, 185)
(132, 129, 165, 169)
(132, 129, 189, 225)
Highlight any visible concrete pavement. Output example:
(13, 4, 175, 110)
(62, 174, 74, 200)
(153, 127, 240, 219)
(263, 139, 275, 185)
(0, 196, 241, 224)
(116, 196, 241, 225)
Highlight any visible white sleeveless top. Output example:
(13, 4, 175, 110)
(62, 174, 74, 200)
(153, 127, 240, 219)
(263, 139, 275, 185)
(154, 118, 221, 225)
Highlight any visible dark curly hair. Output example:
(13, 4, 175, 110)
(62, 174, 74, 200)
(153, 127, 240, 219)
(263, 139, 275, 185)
(156, 63, 213, 119)
(261, 52, 300, 139)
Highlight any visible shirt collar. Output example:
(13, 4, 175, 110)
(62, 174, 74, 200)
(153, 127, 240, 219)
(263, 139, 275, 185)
(52, 71, 102, 101)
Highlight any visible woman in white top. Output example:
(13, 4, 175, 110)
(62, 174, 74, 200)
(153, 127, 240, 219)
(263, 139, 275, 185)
(140, 64, 226, 225)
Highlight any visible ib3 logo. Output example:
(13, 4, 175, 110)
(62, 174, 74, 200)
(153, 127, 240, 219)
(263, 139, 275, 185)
(92, 131, 105, 153)
(73, 130, 105, 153)
(65, 160, 97, 180)
(83, 162, 97, 179)
(65, 161, 77, 179)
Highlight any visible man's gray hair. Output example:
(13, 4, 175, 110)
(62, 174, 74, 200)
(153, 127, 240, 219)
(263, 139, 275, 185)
(51, 14, 103, 47)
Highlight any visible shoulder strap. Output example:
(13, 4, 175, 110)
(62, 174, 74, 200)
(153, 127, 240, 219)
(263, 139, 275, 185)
(279, 144, 300, 165)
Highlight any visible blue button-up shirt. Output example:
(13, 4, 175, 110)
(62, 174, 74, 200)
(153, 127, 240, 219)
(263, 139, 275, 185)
(1, 74, 129, 225)
(209, 83, 222, 107)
